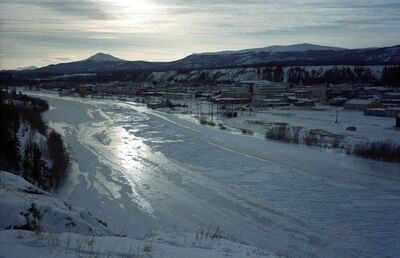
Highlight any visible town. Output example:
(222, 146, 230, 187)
(24, 79, 400, 123)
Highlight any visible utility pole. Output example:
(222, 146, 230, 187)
(211, 102, 214, 123)
(335, 106, 339, 124)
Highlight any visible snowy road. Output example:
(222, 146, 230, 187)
(28, 92, 400, 258)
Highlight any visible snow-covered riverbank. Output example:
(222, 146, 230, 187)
(0, 171, 275, 258)
(20, 91, 400, 258)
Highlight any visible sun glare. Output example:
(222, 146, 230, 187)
(104, 0, 159, 13)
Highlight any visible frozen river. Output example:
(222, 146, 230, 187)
(29, 92, 400, 258)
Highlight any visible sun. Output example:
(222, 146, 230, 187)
(97, 0, 165, 33)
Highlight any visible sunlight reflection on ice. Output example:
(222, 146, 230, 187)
(109, 126, 155, 214)
(76, 106, 155, 215)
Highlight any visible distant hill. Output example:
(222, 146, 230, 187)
(11, 66, 38, 71)
(192, 43, 346, 56)
(3, 44, 400, 78)
(85, 53, 125, 62)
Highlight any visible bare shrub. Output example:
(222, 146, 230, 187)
(332, 135, 343, 148)
(241, 128, 253, 135)
(291, 126, 301, 144)
(303, 130, 318, 146)
(199, 116, 208, 124)
(266, 124, 289, 142)
(219, 124, 227, 130)
(352, 140, 400, 162)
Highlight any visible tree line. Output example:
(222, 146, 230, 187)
(156, 65, 400, 85)
(0, 89, 69, 190)
(285, 65, 400, 86)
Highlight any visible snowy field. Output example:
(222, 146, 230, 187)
(224, 106, 400, 144)
(173, 100, 400, 146)
(15, 91, 400, 257)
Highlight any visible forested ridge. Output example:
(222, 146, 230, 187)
(0, 89, 69, 190)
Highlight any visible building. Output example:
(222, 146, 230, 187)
(219, 84, 251, 98)
(385, 107, 400, 117)
(327, 85, 356, 99)
(328, 97, 348, 106)
(344, 99, 380, 111)
(252, 98, 289, 107)
(294, 98, 314, 107)
(382, 92, 400, 107)
(363, 108, 387, 117)
(310, 84, 327, 100)
(363, 107, 400, 117)
(292, 89, 311, 99)
(215, 98, 252, 105)
(163, 92, 195, 100)
(249, 81, 287, 98)
(291, 85, 326, 101)
(363, 86, 390, 96)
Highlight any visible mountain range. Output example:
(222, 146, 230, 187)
(3, 43, 400, 77)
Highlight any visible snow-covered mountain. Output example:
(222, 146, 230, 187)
(193, 43, 345, 56)
(85, 53, 125, 62)
(8, 66, 38, 71)
(177, 45, 400, 69)
(2, 44, 399, 78)
(133, 65, 387, 84)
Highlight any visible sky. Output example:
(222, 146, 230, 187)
(0, 0, 399, 69)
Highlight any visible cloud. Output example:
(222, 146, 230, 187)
(1, 0, 400, 69)
(1, 0, 110, 19)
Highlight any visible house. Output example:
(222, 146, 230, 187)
(363, 108, 387, 117)
(310, 84, 327, 100)
(326, 85, 356, 99)
(328, 97, 348, 106)
(249, 81, 287, 98)
(215, 97, 252, 105)
(294, 98, 314, 107)
(163, 92, 195, 100)
(344, 99, 380, 111)
(219, 84, 251, 98)
(252, 98, 289, 107)
(363, 107, 400, 117)
(382, 92, 400, 107)
(386, 107, 400, 117)
(292, 89, 311, 99)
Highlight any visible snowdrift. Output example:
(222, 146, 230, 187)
(0, 171, 111, 236)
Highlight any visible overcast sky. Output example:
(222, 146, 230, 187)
(0, 0, 399, 69)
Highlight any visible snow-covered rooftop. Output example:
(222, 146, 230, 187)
(345, 99, 376, 105)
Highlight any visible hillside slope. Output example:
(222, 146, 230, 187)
(0, 171, 112, 235)
(0, 171, 277, 258)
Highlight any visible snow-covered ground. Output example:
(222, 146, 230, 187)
(218, 105, 399, 145)
(17, 91, 400, 258)
(0, 171, 275, 258)
(0, 171, 111, 235)
(159, 100, 400, 149)
(0, 230, 276, 258)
